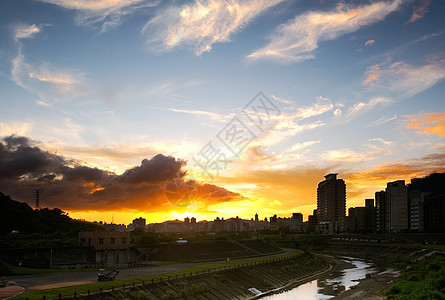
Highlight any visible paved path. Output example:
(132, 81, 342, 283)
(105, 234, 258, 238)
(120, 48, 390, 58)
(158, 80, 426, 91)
(8, 262, 196, 291)
(8, 249, 294, 291)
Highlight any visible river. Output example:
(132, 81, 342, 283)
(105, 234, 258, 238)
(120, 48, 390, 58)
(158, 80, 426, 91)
(262, 257, 375, 300)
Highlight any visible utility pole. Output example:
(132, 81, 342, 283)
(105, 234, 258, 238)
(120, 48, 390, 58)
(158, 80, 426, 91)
(35, 189, 40, 209)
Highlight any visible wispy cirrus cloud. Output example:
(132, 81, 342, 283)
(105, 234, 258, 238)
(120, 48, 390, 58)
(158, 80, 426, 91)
(11, 50, 85, 105)
(405, 112, 445, 138)
(364, 39, 375, 47)
(238, 96, 331, 166)
(286, 140, 320, 153)
(347, 97, 391, 115)
(406, 0, 431, 24)
(13, 24, 41, 41)
(38, 0, 159, 31)
(10, 24, 87, 106)
(247, 0, 402, 63)
(149, 80, 202, 97)
(142, 0, 284, 55)
(168, 108, 232, 122)
(363, 56, 445, 97)
(334, 97, 392, 124)
(270, 94, 293, 104)
(321, 138, 393, 162)
(367, 114, 398, 127)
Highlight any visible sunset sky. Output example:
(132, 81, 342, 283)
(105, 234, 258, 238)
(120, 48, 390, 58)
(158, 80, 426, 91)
(1, 0, 445, 225)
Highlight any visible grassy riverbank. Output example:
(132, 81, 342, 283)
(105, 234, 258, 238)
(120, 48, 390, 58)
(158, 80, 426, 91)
(382, 253, 445, 299)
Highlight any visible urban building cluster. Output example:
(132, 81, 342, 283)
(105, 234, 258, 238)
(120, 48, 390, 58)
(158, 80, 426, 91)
(94, 172, 445, 235)
(348, 172, 445, 234)
(76, 172, 444, 267)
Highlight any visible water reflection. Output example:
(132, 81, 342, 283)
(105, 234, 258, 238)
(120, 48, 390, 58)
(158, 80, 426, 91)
(263, 257, 375, 300)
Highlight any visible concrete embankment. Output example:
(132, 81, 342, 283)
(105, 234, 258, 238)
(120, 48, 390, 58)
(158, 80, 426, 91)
(76, 252, 330, 300)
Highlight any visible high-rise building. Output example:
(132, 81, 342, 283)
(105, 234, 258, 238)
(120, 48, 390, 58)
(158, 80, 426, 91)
(375, 191, 386, 232)
(385, 180, 408, 232)
(317, 173, 346, 233)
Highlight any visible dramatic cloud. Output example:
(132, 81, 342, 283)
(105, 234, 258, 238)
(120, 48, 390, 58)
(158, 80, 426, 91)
(406, 0, 431, 24)
(363, 57, 445, 97)
(142, 0, 284, 55)
(346, 151, 445, 191)
(405, 112, 445, 137)
(38, 0, 158, 31)
(0, 135, 244, 212)
(247, 0, 402, 63)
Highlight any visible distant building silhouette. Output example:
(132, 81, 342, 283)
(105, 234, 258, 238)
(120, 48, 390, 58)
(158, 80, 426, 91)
(346, 199, 376, 233)
(386, 180, 408, 232)
(132, 217, 146, 231)
(317, 173, 346, 233)
(307, 209, 318, 233)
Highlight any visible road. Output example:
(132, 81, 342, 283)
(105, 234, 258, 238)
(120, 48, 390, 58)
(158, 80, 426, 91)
(8, 249, 294, 291)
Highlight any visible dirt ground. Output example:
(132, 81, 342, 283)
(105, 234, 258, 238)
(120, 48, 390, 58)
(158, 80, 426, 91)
(0, 284, 25, 300)
(334, 268, 400, 299)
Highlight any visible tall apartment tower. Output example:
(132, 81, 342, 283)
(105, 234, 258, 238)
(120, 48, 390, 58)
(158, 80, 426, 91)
(385, 180, 408, 232)
(317, 173, 346, 233)
(375, 191, 387, 232)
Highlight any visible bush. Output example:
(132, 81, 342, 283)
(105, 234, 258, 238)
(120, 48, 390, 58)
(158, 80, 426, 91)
(161, 290, 178, 300)
(126, 290, 154, 300)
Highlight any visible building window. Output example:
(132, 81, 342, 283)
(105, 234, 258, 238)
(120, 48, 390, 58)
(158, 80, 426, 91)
(122, 237, 127, 244)
(111, 238, 116, 245)
(99, 238, 104, 245)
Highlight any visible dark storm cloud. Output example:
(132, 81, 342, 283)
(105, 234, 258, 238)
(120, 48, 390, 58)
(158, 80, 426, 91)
(121, 154, 186, 183)
(0, 135, 243, 211)
(0, 135, 64, 179)
(60, 165, 108, 182)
